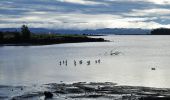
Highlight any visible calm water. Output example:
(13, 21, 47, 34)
(0, 35, 170, 88)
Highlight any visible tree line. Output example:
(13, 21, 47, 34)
(151, 28, 170, 35)
(0, 25, 31, 43)
(0, 25, 105, 45)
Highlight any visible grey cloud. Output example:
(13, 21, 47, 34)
(0, 0, 170, 29)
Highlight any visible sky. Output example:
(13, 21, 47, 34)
(0, 0, 170, 29)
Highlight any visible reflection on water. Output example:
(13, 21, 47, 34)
(0, 35, 170, 88)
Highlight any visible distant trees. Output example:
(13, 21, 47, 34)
(0, 31, 4, 42)
(13, 31, 21, 41)
(21, 25, 31, 41)
(0, 25, 105, 45)
(151, 28, 170, 35)
(0, 25, 31, 43)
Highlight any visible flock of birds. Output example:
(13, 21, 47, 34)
(58, 49, 157, 71)
(59, 59, 101, 66)
(58, 50, 121, 67)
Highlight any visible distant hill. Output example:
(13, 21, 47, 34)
(0, 28, 150, 35)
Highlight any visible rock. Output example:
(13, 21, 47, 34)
(87, 94, 104, 98)
(139, 96, 170, 100)
(77, 85, 95, 92)
(65, 87, 84, 93)
(44, 91, 53, 99)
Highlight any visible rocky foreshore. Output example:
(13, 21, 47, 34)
(1, 82, 170, 100)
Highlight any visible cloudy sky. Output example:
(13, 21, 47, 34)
(0, 0, 170, 29)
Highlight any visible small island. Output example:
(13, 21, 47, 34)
(0, 25, 106, 46)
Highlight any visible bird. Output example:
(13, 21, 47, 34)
(87, 60, 90, 65)
(59, 61, 62, 66)
(65, 60, 67, 66)
(98, 59, 101, 63)
(95, 60, 98, 64)
(74, 60, 76, 66)
(151, 67, 156, 70)
(79, 60, 83, 64)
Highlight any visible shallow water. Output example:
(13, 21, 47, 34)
(0, 35, 170, 88)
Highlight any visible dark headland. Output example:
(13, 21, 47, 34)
(0, 25, 106, 46)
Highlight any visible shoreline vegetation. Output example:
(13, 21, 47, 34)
(1, 82, 170, 100)
(0, 25, 106, 46)
(151, 28, 170, 35)
(1, 25, 170, 46)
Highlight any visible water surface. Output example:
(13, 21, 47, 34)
(0, 35, 170, 88)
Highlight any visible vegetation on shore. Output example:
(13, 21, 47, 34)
(151, 28, 170, 35)
(0, 25, 105, 45)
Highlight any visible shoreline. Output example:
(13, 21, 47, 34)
(1, 82, 170, 100)
(0, 41, 108, 46)
(0, 36, 108, 46)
